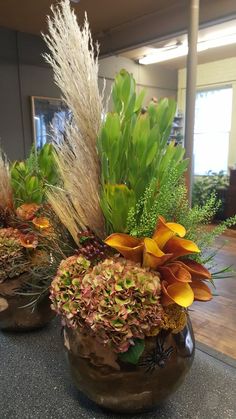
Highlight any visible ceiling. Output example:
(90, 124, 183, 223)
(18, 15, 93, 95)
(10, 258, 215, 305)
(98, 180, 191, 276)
(0, 0, 169, 35)
(122, 19, 236, 69)
(0, 0, 236, 56)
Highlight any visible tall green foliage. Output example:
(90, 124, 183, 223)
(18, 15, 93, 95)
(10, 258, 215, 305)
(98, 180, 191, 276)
(98, 69, 188, 234)
(11, 144, 58, 206)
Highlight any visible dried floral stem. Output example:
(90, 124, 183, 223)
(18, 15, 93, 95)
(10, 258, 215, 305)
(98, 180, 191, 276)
(46, 186, 82, 246)
(43, 0, 105, 239)
(0, 150, 13, 210)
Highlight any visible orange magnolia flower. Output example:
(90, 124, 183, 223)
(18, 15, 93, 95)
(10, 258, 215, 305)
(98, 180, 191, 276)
(19, 233, 38, 249)
(104, 216, 212, 308)
(32, 217, 51, 230)
(16, 203, 40, 221)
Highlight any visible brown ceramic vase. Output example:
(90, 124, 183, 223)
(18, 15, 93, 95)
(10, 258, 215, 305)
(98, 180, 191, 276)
(64, 318, 195, 413)
(0, 276, 55, 332)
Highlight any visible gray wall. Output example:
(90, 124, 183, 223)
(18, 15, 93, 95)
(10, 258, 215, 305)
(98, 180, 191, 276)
(98, 56, 178, 109)
(0, 28, 178, 161)
(0, 27, 60, 160)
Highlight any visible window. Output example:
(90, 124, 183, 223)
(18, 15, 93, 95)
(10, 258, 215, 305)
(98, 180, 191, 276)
(193, 87, 233, 175)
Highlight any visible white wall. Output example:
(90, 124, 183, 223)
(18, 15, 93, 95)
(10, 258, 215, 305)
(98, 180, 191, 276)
(98, 56, 178, 108)
(178, 57, 236, 167)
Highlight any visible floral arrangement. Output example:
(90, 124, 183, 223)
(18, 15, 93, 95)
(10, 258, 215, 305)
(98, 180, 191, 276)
(0, 145, 69, 307)
(0, 205, 48, 284)
(46, 0, 236, 365)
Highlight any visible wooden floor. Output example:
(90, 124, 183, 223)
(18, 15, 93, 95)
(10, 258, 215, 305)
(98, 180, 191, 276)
(190, 229, 236, 359)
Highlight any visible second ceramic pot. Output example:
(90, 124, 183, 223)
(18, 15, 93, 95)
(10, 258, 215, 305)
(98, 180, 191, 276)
(0, 276, 54, 331)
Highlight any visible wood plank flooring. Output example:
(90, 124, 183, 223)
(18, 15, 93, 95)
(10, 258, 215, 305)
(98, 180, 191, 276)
(190, 229, 236, 359)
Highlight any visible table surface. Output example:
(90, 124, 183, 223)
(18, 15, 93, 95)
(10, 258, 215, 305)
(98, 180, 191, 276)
(1, 319, 236, 419)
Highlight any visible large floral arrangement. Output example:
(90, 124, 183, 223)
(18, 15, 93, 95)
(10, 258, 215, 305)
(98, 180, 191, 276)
(47, 0, 236, 364)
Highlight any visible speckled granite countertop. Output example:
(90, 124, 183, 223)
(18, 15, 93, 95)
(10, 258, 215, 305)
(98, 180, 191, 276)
(1, 319, 236, 419)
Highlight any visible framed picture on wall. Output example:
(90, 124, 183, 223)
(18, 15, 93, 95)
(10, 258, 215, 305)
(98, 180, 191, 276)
(31, 96, 71, 149)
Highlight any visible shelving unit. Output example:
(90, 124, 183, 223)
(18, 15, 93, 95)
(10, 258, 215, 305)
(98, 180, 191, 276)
(169, 112, 184, 145)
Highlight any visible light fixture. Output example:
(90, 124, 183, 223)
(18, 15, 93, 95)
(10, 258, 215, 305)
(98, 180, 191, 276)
(139, 44, 188, 65)
(197, 33, 236, 52)
(139, 32, 236, 65)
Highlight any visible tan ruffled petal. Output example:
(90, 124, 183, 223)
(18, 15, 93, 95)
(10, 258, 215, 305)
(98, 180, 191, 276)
(16, 203, 40, 221)
(32, 217, 51, 230)
(19, 233, 38, 249)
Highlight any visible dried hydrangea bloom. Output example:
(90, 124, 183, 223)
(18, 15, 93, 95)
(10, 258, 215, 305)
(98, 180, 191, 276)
(55, 254, 91, 282)
(51, 256, 165, 352)
(50, 255, 91, 313)
(0, 227, 22, 242)
(0, 228, 30, 282)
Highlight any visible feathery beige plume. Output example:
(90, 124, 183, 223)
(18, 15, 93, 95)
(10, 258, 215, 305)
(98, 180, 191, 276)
(0, 151, 13, 210)
(46, 187, 82, 246)
(43, 0, 105, 240)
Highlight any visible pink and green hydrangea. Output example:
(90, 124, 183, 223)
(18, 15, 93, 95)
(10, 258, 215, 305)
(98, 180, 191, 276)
(51, 256, 163, 352)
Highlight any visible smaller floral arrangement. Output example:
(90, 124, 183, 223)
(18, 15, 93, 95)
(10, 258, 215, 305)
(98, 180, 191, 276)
(0, 202, 51, 286)
(0, 147, 69, 308)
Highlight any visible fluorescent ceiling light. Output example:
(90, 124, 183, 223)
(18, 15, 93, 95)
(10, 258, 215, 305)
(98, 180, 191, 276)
(197, 33, 236, 52)
(139, 45, 187, 65)
(139, 33, 236, 65)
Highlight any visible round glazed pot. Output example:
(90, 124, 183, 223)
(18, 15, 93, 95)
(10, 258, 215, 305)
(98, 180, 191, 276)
(0, 277, 55, 332)
(64, 318, 195, 413)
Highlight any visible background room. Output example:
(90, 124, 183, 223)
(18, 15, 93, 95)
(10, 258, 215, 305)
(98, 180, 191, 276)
(0, 0, 236, 357)
(0, 1, 236, 417)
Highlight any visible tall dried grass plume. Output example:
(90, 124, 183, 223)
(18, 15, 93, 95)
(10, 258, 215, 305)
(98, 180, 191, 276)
(43, 0, 105, 240)
(0, 151, 13, 210)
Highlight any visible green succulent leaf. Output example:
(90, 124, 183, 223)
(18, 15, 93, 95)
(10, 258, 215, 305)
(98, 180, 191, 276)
(99, 69, 188, 235)
(134, 89, 146, 113)
(10, 143, 58, 206)
(100, 184, 135, 233)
